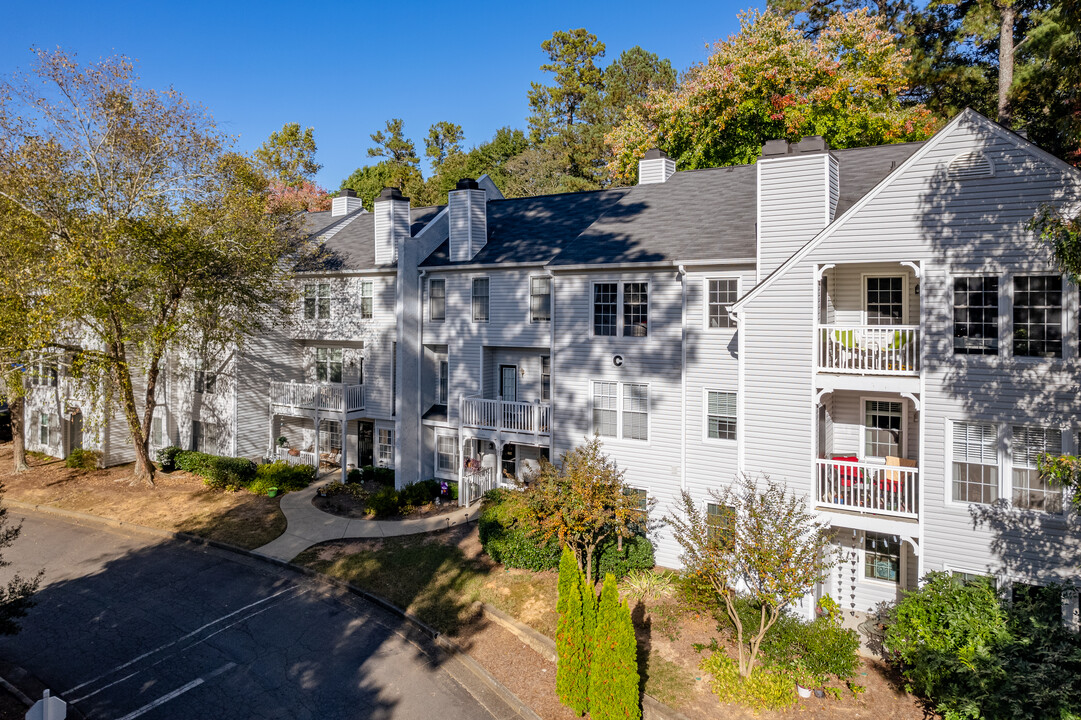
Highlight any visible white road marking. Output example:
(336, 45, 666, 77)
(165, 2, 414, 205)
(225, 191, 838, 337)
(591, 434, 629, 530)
(114, 662, 236, 720)
(64, 585, 298, 694)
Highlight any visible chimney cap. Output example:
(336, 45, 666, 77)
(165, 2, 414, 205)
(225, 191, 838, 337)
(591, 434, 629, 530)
(340, 188, 357, 197)
(795, 136, 829, 154)
(455, 178, 479, 190)
(761, 139, 790, 158)
(376, 186, 408, 202)
(643, 148, 669, 160)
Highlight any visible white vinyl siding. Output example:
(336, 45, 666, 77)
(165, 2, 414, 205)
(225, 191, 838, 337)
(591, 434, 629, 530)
(952, 421, 999, 504)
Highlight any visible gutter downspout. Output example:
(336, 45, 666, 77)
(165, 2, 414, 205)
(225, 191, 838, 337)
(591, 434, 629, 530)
(548, 270, 556, 458)
(678, 265, 687, 491)
(418, 269, 426, 483)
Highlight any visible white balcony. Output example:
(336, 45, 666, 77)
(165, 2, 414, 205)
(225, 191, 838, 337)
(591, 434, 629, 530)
(270, 381, 364, 414)
(815, 458, 918, 520)
(460, 396, 551, 436)
(818, 325, 919, 375)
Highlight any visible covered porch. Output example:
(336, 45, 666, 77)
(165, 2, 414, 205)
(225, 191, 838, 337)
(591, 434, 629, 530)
(457, 434, 550, 507)
(269, 381, 367, 482)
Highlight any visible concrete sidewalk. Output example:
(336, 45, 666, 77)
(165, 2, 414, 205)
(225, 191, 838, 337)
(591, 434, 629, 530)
(254, 480, 483, 561)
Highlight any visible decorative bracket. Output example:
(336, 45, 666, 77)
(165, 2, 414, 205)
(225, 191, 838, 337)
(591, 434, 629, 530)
(900, 261, 921, 280)
(815, 263, 836, 281)
(814, 388, 829, 405)
(902, 536, 921, 556)
(900, 392, 921, 412)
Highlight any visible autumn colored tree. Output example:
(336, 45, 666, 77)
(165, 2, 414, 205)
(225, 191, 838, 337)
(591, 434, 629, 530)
(0, 49, 306, 485)
(588, 573, 641, 720)
(556, 548, 592, 715)
(606, 9, 939, 184)
(769, 0, 914, 36)
(520, 436, 648, 584)
(666, 474, 835, 677)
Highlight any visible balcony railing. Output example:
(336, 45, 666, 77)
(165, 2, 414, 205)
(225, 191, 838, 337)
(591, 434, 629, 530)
(270, 381, 364, 413)
(273, 447, 318, 467)
(460, 396, 552, 435)
(815, 458, 918, 519)
(818, 325, 919, 375)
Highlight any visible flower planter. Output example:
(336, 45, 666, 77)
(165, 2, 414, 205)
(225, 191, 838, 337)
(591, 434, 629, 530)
(796, 684, 812, 699)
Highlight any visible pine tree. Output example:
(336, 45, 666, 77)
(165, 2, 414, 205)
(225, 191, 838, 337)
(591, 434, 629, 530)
(556, 552, 591, 715)
(589, 573, 642, 720)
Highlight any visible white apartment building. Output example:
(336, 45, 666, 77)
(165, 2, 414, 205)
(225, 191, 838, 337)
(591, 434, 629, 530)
(24, 109, 1081, 622)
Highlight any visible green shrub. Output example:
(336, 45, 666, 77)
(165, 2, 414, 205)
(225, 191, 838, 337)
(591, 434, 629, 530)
(759, 613, 860, 685)
(675, 570, 722, 611)
(590, 573, 642, 720)
(620, 570, 675, 601)
(557, 548, 591, 714)
(323, 482, 367, 500)
(478, 490, 560, 570)
(174, 450, 214, 476)
(594, 534, 655, 580)
(156, 445, 182, 471)
(250, 461, 314, 495)
(347, 467, 363, 483)
(174, 451, 256, 490)
(365, 486, 401, 518)
(700, 651, 796, 711)
(357, 465, 395, 485)
(401, 479, 439, 507)
(64, 448, 101, 469)
(884, 572, 1081, 720)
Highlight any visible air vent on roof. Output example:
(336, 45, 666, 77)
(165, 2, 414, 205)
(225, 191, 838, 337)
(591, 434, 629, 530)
(948, 152, 995, 180)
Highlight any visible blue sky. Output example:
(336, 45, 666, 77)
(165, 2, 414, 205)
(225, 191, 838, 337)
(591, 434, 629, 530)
(2, 0, 758, 189)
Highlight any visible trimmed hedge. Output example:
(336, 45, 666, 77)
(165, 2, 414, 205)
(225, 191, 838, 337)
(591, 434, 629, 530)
(366, 486, 402, 518)
(595, 535, 655, 580)
(247, 461, 316, 496)
(350, 465, 396, 485)
(171, 450, 259, 491)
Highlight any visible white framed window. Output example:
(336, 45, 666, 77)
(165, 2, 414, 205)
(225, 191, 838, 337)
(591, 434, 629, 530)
(592, 281, 650, 337)
(436, 433, 458, 478)
(625, 486, 649, 528)
(438, 360, 449, 405)
(591, 380, 649, 441)
(706, 502, 735, 547)
(316, 347, 343, 383)
(1012, 275, 1063, 358)
(472, 278, 490, 323)
(863, 399, 904, 459)
(194, 360, 217, 395)
(304, 282, 331, 320)
(953, 276, 999, 355)
(952, 421, 999, 504)
(429, 278, 446, 323)
(319, 419, 342, 454)
(706, 278, 738, 329)
(151, 416, 165, 449)
(38, 413, 49, 445)
(541, 356, 551, 402)
(377, 428, 394, 468)
(360, 280, 374, 319)
(864, 532, 901, 583)
(706, 390, 737, 440)
(31, 360, 58, 387)
(1011, 426, 1063, 513)
(864, 275, 906, 326)
(530, 276, 551, 323)
(192, 420, 220, 454)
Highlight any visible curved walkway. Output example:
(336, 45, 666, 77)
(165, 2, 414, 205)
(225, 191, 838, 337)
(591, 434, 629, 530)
(254, 479, 483, 561)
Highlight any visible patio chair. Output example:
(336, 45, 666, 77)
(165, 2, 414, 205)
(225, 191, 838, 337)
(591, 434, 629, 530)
(879, 456, 916, 511)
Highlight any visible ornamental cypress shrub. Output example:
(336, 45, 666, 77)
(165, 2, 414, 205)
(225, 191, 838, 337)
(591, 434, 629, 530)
(589, 573, 642, 720)
(556, 551, 590, 715)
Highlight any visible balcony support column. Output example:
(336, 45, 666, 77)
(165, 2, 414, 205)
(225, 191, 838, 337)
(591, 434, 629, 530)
(339, 413, 348, 484)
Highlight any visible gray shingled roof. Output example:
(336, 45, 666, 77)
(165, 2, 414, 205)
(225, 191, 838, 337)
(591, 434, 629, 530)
(414, 140, 925, 269)
(420, 189, 630, 267)
(303, 206, 443, 270)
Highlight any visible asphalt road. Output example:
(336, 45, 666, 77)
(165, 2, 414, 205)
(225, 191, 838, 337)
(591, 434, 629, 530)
(0, 510, 502, 720)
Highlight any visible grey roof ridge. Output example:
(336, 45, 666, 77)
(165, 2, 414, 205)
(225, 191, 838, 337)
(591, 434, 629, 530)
(484, 185, 629, 204)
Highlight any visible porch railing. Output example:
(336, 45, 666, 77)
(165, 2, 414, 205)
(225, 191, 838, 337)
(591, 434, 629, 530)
(274, 447, 318, 467)
(815, 458, 918, 519)
(818, 325, 919, 375)
(460, 396, 551, 435)
(459, 466, 499, 507)
(269, 381, 364, 413)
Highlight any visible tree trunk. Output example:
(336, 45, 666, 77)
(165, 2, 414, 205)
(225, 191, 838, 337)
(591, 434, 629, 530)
(997, 2, 1016, 126)
(10, 395, 27, 473)
(585, 544, 594, 586)
(107, 331, 155, 487)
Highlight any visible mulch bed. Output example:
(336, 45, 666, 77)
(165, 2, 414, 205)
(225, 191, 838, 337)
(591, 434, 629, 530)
(311, 481, 462, 521)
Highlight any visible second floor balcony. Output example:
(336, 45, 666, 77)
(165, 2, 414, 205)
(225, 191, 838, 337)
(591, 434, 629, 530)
(818, 325, 920, 375)
(270, 380, 364, 415)
(460, 395, 552, 436)
(815, 457, 918, 520)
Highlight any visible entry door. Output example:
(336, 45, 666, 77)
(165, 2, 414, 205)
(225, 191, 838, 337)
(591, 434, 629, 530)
(501, 443, 517, 480)
(358, 421, 374, 467)
(499, 365, 517, 402)
(865, 276, 905, 325)
(64, 411, 83, 453)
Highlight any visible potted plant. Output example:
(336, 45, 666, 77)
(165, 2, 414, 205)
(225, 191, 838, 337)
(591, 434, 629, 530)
(276, 436, 287, 448)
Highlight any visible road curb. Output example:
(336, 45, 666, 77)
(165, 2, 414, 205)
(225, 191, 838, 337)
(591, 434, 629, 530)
(3, 500, 539, 720)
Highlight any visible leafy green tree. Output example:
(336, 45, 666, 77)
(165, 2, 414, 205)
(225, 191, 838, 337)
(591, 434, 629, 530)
(528, 28, 607, 141)
(341, 162, 398, 211)
(0, 49, 306, 485)
(0, 483, 41, 634)
(602, 47, 677, 120)
(666, 474, 835, 678)
(254, 122, 321, 188)
(589, 573, 641, 720)
(520, 436, 649, 585)
(425, 121, 465, 170)
(606, 10, 938, 184)
(556, 548, 591, 715)
(368, 118, 421, 193)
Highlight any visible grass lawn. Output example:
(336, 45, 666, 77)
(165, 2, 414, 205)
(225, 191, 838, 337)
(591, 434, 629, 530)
(1, 445, 286, 550)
